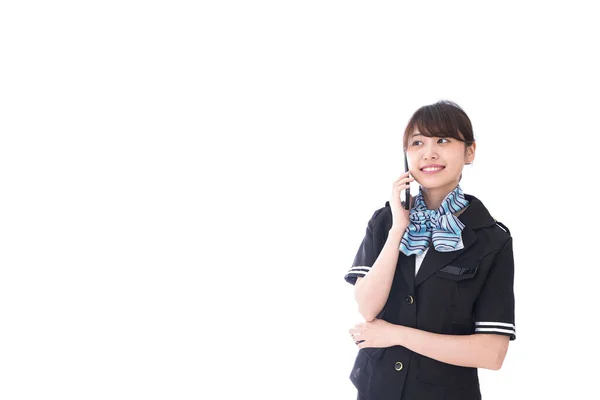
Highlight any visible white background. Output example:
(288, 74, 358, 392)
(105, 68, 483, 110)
(1, 1, 599, 399)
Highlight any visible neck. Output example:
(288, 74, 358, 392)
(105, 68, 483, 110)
(420, 181, 460, 210)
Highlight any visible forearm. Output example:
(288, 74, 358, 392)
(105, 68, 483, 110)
(393, 325, 509, 370)
(354, 227, 405, 321)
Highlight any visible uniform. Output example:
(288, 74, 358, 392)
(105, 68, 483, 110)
(344, 194, 515, 400)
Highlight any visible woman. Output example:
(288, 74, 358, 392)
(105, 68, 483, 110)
(344, 100, 515, 400)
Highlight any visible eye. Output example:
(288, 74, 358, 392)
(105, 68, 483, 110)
(411, 140, 423, 146)
(438, 138, 450, 144)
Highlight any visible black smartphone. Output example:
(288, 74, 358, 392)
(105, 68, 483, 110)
(403, 151, 410, 210)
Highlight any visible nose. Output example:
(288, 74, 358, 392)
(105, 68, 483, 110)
(422, 143, 438, 160)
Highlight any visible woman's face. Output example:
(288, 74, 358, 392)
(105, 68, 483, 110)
(406, 129, 476, 192)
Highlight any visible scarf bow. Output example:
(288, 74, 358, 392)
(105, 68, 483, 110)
(399, 186, 469, 256)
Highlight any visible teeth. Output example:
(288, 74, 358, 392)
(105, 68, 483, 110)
(423, 167, 443, 172)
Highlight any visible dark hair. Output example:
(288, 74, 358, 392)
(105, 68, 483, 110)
(402, 100, 475, 151)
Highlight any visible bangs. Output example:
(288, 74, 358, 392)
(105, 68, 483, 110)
(403, 101, 474, 149)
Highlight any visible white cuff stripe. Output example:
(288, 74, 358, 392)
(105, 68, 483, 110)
(475, 327, 516, 335)
(475, 321, 515, 329)
(348, 266, 371, 272)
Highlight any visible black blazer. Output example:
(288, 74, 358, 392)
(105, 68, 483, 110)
(344, 194, 515, 400)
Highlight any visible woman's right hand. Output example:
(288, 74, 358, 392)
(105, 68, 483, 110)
(389, 172, 414, 232)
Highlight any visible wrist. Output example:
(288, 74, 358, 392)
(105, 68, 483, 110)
(393, 324, 407, 346)
(389, 225, 407, 237)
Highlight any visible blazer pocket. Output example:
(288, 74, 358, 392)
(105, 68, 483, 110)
(436, 262, 479, 281)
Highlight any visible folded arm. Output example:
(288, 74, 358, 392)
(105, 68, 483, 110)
(393, 325, 510, 370)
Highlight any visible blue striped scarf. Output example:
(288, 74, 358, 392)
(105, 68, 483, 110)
(399, 185, 470, 256)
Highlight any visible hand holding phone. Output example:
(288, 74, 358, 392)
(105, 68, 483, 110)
(389, 155, 414, 231)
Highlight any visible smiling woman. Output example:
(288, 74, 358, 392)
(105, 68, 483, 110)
(344, 100, 515, 400)
(403, 101, 476, 209)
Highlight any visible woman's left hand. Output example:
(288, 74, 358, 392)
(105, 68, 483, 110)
(349, 319, 401, 349)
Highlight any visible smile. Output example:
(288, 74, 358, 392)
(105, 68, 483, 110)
(421, 166, 445, 174)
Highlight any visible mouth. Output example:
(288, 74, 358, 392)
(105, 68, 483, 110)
(420, 165, 445, 174)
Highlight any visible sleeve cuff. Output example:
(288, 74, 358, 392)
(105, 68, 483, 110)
(344, 266, 371, 285)
(474, 321, 516, 340)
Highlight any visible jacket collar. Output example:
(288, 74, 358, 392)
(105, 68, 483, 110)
(456, 194, 496, 230)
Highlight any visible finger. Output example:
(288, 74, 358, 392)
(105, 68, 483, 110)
(394, 178, 415, 187)
(394, 182, 412, 195)
(394, 173, 414, 183)
(392, 182, 412, 195)
(396, 182, 412, 190)
(393, 173, 409, 184)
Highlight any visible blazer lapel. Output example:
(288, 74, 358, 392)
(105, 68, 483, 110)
(414, 226, 478, 287)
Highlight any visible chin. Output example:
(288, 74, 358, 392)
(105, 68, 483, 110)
(417, 180, 456, 191)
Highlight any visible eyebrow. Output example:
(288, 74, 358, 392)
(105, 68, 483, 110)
(411, 133, 453, 139)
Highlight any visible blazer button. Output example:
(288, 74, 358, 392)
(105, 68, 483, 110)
(405, 295, 414, 304)
(395, 361, 403, 371)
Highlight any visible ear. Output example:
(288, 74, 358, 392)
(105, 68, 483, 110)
(465, 142, 476, 165)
